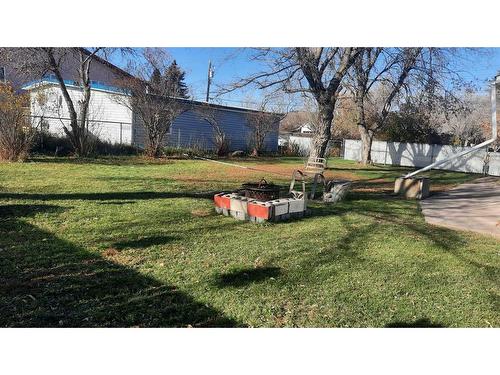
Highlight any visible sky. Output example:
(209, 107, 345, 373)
(109, 48, 500, 108)
(111, 48, 267, 106)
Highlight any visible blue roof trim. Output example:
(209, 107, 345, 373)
(22, 74, 129, 95)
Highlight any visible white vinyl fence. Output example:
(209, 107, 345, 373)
(343, 139, 500, 176)
(288, 136, 313, 155)
(286, 135, 342, 156)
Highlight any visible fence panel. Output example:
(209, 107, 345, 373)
(343, 139, 500, 176)
(31, 115, 133, 145)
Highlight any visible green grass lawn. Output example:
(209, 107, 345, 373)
(0, 156, 498, 327)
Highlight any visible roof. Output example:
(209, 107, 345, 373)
(79, 48, 135, 80)
(22, 75, 129, 96)
(22, 77, 281, 115)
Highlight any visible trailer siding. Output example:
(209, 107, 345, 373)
(133, 107, 279, 153)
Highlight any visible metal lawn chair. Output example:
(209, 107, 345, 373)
(289, 157, 327, 200)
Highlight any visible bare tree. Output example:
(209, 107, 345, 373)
(344, 48, 423, 164)
(195, 103, 230, 156)
(246, 107, 281, 156)
(114, 48, 186, 158)
(331, 96, 361, 140)
(218, 48, 363, 159)
(346, 48, 481, 164)
(440, 90, 491, 146)
(0, 47, 127, 156)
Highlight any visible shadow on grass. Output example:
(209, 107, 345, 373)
(0, 204, 241, 327)
(385, 318, 446, 328)
(0, 203, 65, 218)
(0, 191, 217, 201)
(214, 267, 282, 288)
(97, 200, 137, 205)
(114, 235, 177, 249)
(327, 164, 411, 173)
(268, 190, 469, 283)
(28, 156, 173, 166)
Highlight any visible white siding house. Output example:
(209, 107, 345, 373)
(298, 123, 313, 134)
(26, 79, 133, 145)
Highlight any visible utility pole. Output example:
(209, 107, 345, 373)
(206, 60, 214, 102)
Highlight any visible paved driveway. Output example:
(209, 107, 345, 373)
(420, 177, 500, 238)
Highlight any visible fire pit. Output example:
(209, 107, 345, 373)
(240, 179, 281, 201)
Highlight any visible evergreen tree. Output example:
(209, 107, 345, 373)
(149, 67, 163, 94)
(164, 60, 189, 99)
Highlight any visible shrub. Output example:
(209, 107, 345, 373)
(94, 139, 139, 156)
(163, 145, 214, 158)
(31, 130, 74, 156)
(31, 130, 139, 157)
(0, 85, 35, 161)
(327, 143, 342, 157)
(280, 141, 302, 156)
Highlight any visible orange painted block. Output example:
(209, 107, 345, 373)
(248, 201, 272, 219)
(214, 194, 231, 209)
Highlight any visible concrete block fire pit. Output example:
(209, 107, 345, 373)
(214, 192, 308, 223)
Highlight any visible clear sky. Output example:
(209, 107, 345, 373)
(110, 48, 500, 107)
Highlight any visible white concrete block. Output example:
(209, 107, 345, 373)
(270, 199, 289, 216)
(230, 209, 247, 221)
(288, 198, 306, 213)
(230, 196, 249, 214)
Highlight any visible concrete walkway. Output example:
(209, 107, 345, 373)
(420, 177, 500, 239)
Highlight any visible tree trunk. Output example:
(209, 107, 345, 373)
(355, 96, 374, 165)
(309, 100, 334, 159)
(48, 48, 95, 157)
(146, 131, 163, 158)
(359, 125, 374, 165)
(75, 51, 94, 157)
(75, 83, 92, 157)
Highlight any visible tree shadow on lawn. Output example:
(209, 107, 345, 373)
(98, 200, 137, 205)
(214, 267, 282, 288)
(28, 156, 175, 167)
(385, 318, 446, 328)
(0, 190, 217, 201)
(265, 189, 468, 275)
(326, 165, 411, 174)
(350, 175, 475, 195)
(324, 193, 467, 251)
(114, 235, 177, 250)
(314, 193, 499, 320)
(0, 204, 241, 327)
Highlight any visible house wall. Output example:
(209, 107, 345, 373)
(28, 84, 279, 152)
(29, 83, 133, 145)
(133, 106, 279, 153)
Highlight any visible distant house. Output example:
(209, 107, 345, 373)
(278, 120, 315, 149)
(280, 121, 314, 136)
(294, 123, 314, 134)
(7, 50, 278, 153)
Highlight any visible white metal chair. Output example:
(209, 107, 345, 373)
(289, 157, 327, 200)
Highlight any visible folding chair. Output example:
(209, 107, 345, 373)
(289, 157, 327, 200)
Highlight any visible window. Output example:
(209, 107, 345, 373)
(0, 67, 5, 82)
